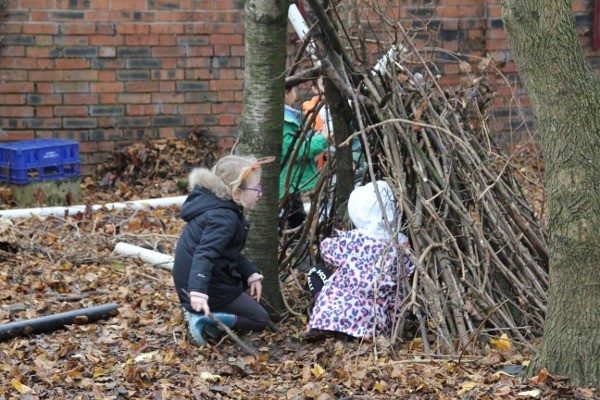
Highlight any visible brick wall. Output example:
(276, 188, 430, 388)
(0, 0, 596, 174)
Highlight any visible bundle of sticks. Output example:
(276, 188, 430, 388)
(285, 0, 548, 353)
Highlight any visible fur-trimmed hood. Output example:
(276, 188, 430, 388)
(188, 167, 232, 200)
(180, 168, 241, 223)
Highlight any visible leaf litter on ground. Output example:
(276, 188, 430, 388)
(0, 134, 596, 399)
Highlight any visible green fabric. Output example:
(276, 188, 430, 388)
(279, 113, 327, 198)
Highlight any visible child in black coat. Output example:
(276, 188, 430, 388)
(173, 155, 273, 345)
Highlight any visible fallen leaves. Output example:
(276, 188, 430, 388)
(491, 333, 513, 352)
(0, 137, 595, 399)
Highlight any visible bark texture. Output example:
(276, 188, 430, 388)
(503, 0, 600, 388)
(238, 0, 288, 318)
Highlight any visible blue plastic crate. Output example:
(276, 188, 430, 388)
(0, 139, 80, 184)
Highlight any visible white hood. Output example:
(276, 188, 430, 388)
(348, 180, 398, 240)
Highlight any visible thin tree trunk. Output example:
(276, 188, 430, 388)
(238, 0, 288, 318)
(503, 0, 600, 388)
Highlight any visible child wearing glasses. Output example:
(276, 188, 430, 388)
(172, 155, 274, 346)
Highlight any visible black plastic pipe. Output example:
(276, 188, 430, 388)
(0, 303, 119, 341)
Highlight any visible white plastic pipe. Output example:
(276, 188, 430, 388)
(0, 196, 187, 220)
(288, 3, 310, 40)
(288, 4, 318, 62)
(113, 242, 174, 271)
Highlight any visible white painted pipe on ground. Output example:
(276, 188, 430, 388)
(0, 195, 187, 220)
(113, 242, 174, 271)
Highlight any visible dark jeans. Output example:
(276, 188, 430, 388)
(214, 292, 271, 332)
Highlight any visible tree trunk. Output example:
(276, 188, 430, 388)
(502, 0, 600, 388)
(238, 0, 288, 319)
(325, 75, 354, 220)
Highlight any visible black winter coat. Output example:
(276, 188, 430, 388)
(172, 186, 259, 312)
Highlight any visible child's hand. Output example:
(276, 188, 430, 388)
(249, 280, 262, 302)
(191, 295, 211, 315)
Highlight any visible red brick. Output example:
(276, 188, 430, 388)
(88, 10, 111, 22)
(98, 71, 116, 81)
(158, 35, 177, 46)
(55, 58, 91, 69)
(126, 104, 155, 115)
(0, 132, 35, 141)
(212, 103, 242, 114)
(28, 70, 64, 81)
(116, 24, 150, 35)
(157, 11, 210, 22)
(219, 114, 237, 125)
(160, 58, 178, 68)
(64, 94, 99, 104)
(111, 0, 146, 10)
(215, 0, 242, 10)
(0, 82, 34, 93)
(62, 24, 96, 35)
(210, 79, 243, 91)
(3, 46, 25, 57)
(119, 93, 152, 104)
(31, 94, 63, 105)
(98, 141, 116, 152)
(181, 0, 213, 9)
(54, 106, 88, 117)
(55, 82, 90, 93)
(151, 24, 185, 34)
(162, 105, 178, 114)
(0, 95, 26, 105)
(188, 46, 214, 57)
(125, 82, 159, 92)
(231, 45, 244, 56)
(185, 115, 217, 126)
(99, 93, 117, 103)
(36, 83, 55, 94)
(178, 103, 211, 114)
(64, 70, 99, 81)
(30, 11, 52, 21)
(158, 127, 176, 138)
(91, 35, 123, 46)
(0, 70, 26, 81)
(210, 34, 243, 45)
(36, 59, 54, 69)
(158, 81, 175, 92)
(125, 35, 160, 46)
(0, 106, 34, 117)
(152, 46, 185, 57)
(91, 82, 123, 93)
(20, 0, 54, 7)
(152, 69, 184, 80)
(213, 45, 231, 56)
(96, 23, 116, 35)
(35, 36, 53, 46)
(23, 24, 58, 34)
(79, 141, 99, 153)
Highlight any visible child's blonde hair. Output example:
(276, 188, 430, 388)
(210, 155, 259, 199)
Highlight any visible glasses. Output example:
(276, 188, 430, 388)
(239, 184, 262, 194)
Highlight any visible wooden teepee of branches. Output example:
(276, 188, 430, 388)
(290, 0, 549, 354)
